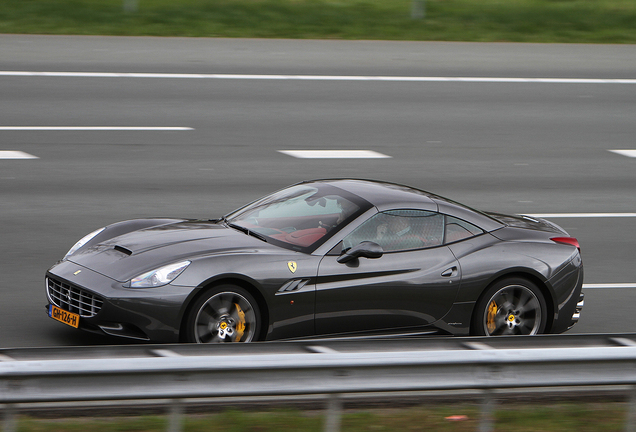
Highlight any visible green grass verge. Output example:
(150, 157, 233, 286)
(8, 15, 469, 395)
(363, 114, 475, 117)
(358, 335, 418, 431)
(13, 403, 630, 431)
(1, 0, 636, 43)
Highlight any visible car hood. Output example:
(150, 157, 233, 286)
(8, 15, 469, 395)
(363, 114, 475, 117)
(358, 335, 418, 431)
(67, 221, 277, 282)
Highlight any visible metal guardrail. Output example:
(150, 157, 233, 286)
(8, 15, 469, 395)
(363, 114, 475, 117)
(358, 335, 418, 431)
(3, 334, 636, 432)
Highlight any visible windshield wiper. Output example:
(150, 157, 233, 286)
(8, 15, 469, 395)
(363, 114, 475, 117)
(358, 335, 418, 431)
(225, 220, 269, 243)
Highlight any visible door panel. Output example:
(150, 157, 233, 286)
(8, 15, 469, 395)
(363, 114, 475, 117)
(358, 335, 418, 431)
(315, 246, 460, 335)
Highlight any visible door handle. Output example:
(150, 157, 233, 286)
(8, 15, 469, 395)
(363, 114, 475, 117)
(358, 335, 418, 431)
(441, 266, 458, 277)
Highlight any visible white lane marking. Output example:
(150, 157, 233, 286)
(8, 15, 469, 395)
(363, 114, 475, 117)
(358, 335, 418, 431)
(306, 346, 340, 354)
(527, 213, 636, 218)
(0, 151, 38, 159)
(610, 338, 636, 346)
(463, 342, 493, 350)
(609, 150, 636, 158)
(0, 126, 193, 131)
(279, 150, 391, 159)
(2, 71, 636, 84)
(150, 349, 182, 357)
(584, 284, 636, 289)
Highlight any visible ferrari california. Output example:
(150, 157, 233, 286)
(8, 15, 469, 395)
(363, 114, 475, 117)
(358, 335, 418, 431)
(45, 179, 584, 343)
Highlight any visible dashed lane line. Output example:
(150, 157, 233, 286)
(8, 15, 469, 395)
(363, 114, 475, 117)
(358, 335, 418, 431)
(279, 150, 391, 159)
(0, 126, 193, 131)
(528, 213, 636, 218)
(609, 150, 636, 158)
(0, 151, 38, 159)
(584, 284, 636, 289)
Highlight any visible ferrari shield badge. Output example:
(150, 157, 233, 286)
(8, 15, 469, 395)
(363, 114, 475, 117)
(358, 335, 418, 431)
(287, 261, 297, 273)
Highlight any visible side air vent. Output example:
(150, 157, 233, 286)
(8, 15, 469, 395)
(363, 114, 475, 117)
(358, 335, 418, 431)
(114, 245, 133, 256)
(277, 279, 310, 293)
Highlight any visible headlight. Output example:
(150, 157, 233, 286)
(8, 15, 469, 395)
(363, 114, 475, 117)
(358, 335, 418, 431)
(126, 261, 191, 288)
(64, 227, 106, 260)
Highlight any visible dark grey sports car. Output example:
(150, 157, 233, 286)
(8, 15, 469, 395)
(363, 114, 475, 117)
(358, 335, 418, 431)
(46, 179, 584, 343)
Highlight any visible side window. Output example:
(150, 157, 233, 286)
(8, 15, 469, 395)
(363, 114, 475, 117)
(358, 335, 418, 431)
(444, 216, 484, 243)
(343, 210, 444, 253)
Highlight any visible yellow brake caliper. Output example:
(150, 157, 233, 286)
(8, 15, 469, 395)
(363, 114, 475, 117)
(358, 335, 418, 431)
(234, 303, 246, 342)
(487, 301, 497, 333)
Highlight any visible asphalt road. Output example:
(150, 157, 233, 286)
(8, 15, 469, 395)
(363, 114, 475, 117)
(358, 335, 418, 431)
(1, 35, 635, 348)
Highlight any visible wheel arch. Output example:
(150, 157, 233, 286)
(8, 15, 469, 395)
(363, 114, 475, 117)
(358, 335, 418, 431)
(470, 270, 555, 335)
(178, 274, 270, 342)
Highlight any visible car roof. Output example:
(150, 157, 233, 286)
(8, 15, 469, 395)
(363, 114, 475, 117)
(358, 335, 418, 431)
(313, 179, 436, 206)
(300, 179, 504, 232)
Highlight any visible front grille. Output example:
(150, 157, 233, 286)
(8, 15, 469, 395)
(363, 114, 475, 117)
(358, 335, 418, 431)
(47, 277, 103, 318)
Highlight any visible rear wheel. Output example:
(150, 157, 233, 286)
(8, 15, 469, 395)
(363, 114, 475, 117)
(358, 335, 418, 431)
(184, 285, 260, 343)
(472, 278, 547, 336)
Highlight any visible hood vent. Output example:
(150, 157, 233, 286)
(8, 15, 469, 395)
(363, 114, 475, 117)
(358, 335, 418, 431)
(114, 245, 133, 256)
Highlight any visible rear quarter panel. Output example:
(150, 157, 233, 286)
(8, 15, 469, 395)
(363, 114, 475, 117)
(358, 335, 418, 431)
(447, 231, 578, 306)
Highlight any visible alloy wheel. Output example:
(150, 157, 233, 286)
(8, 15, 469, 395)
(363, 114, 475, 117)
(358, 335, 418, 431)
(193, 291, 258, 343)
(483, 284, 542, 335)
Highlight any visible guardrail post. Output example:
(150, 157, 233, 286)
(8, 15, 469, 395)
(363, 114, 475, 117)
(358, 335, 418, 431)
(626, 386, 636, 432)
(479, 389, 494, 432)
(123, 0, 138, 12)
(324, 394, 342, 432)
(2, 404, 17, 432)
(167, 399, 183, 432)
(411, 0, 425, 19)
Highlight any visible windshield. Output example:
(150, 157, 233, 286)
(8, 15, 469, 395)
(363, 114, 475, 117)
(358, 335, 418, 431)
(225, 183, 369, 252)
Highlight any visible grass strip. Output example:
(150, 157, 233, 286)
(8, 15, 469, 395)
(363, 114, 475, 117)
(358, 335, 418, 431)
(14, 402, 629, 431)
(1, 0, 636, 43)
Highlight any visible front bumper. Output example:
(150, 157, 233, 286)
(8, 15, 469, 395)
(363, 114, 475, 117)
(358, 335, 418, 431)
(46, 260, 195, 342)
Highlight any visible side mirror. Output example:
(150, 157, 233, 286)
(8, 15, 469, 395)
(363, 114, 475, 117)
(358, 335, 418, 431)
(337, 241, 383, 264)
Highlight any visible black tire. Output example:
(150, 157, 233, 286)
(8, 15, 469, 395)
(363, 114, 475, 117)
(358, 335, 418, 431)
(472, 277, 547, 336)
(184, 285, 261, 343)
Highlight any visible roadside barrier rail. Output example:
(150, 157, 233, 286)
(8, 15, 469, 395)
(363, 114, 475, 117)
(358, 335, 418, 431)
(3, 334, 636, 432)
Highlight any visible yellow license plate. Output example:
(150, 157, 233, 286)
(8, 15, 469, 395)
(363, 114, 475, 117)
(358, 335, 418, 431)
(48, 304, 80, 328)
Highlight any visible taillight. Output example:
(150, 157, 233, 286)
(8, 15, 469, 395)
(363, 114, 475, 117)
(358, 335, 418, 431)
(551, 237, 580, 250)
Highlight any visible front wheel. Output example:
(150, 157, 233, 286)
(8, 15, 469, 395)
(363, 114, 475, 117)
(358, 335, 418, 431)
(472, 278, 547, 336)
(184, 285, 260, 343)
